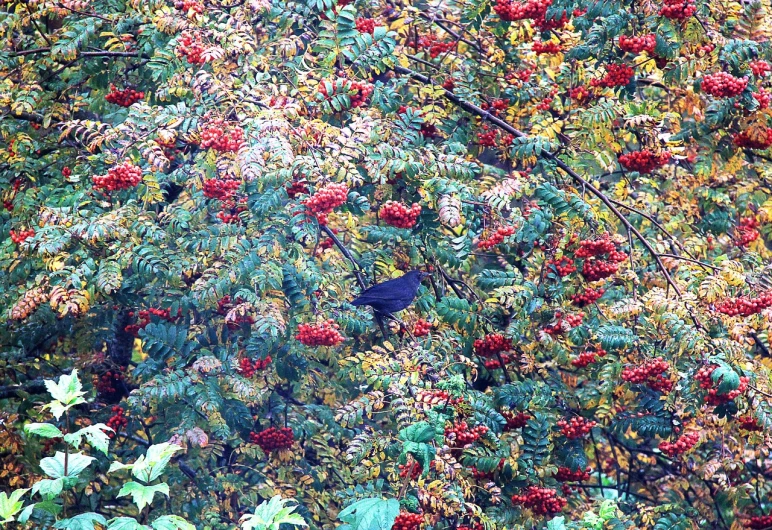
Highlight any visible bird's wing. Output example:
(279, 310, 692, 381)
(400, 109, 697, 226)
(350, 280, 405, 306)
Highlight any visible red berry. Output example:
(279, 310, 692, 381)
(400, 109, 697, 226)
(296, 319, 345, 347)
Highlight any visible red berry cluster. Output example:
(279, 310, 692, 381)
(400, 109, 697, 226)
(618, 150, 672, 173)
(557, 416, 596, 439)
(174, 0, 204, 13)
(237, 356, 272, 377)
(555, 466, 591, 482)
(737, 216, 761, 246)
(391, 511, 423, 530)
(355, 17, 376, 34)
(93, 161, 143, 192)
(216, 294, 256, 322)
(754, 89, 771, 109)
(62, 167, 72, 177)
(379, 201, 422, 228)
(176, 32, 207, 65)
(621, 357, 673, 393)
(734, 127, 772, 149)
(702, 72, 749, 98)
(477, 126, 499, 147)
(571, 287, 604, 307)
(569, 85, 590, 102)
(416, 34, 455, 58)
(478, 226, 515, 250)
(484, 353, 514, 369)
(105, 84, 144, 107)
(106, 406, 128, 438)
(493, 0, 566, 30)
(413, 319, 432, 336)
(296, 319, 345, 347)
(715, 292, 772, 316)
(532, 41, 562, 54)
(398, 462, 423, 479)
(548, 256, 577, 277)
(95, 370, 125, 398)
(659, 431, 699, 457)
(458, 523, 484, 530)
(618, 34, 656, 54)
(303, 182, 348, 222)
(442, 78, 455, 91)
(203, 178, 240, 200)
(746, 515, 772, 529)
(200, 118, 244, 153)
(536, 86, 559, 111)
(695, 364, 749, 405)
(318, 79, 373, 108)
(738, 414, 763, 432)
(590, 64, 634, 88)
(286, 180, 309, 198)
(473, 333, 512, 357)
(10, 228, 34, 245)
(750, 60, 772, 77)
(479, 99, 509, 117)
(659, 0, 696, 20)
(580, 259, 618, 281)
(445, 421, 488, 446)
(511, 486, 567, 515)
(574, 234, 616, 257)
(571, 346, 607, 368)
(217, 202, 247, 224)
(502, 410, 531, 430)
(249, 427, 294, 451)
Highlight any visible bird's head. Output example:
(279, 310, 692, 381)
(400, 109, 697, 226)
(405, 270, 431, 283)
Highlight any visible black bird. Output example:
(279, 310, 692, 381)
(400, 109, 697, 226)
(350, 270, 430, 314)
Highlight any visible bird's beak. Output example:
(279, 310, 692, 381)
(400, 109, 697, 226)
(420, 272, 432, 280)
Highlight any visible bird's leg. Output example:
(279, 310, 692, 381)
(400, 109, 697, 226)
(374, 310, 390, 339)
(377, 312, 416, 342)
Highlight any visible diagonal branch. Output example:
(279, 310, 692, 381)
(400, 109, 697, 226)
(393, 65, 684, 298)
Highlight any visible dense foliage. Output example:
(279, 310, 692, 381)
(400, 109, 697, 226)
(3, 0, 772, 528)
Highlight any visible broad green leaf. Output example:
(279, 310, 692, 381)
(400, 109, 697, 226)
(42, 370, 86, 419)
(150, 515, 196, 530)
(337, 497, 399, 530)
(107, 517, 149, 530)
(118, 482, 170, 512)
(24, 423, 63, 439)
(39, 452, 94, 479)
(63, 424, 112, 455)
(398, 422, 435, 443)
(240, 495, 308, 530)
(0, 488, 28, 523)
(53, 512, 108, 530)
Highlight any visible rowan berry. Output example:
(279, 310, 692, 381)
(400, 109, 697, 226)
(511, 486, 567, 515)
(176, 32, 207, 64)
(296, 319, 345, 347)
(478, 225, 515, 250)
(391, 511, 423, 530)
(750, 60, 772, 77)
(203, 178, 240, 200)
(548, 256, 577, 277)
(621, 357, 673, 393)
(738, 414, 763, 432)
(106, 406, 128, 438)
(702, 72, 749, 98)
(413, 318, 432, 336)
(571, 346, 606, 368)
(555, 466, 591, 482)
(318, 79, 373, 108)
(659, 0, 696, 20)
(590, 64, 634, 88)
(734, 128, 772, 150)
(93, 161, 143, 192)
(199, 118, 244, 153)
(502, 410, 531, 430)
(237, 356, 272, 377)
(618, 150, 671, 173)
(714, 292, 772, 316)
(571, 287, 604, 307)
(9, 228, 34, 245)
(249, 427, 294, 451)
(380, 201, 422, 228)
(618, 34, 656, 54)
(105, 84, 144, 107)
(532, 41, 562, 54)
(746, 515, 772, 529)
(658, 431, 699, 457)
(557, 416, 596, 439)
(569, 85, 590, 102)
(355, 17, 376, 34)
(398, 461, 422, 479)
(445, 421, 488, 446)
(303, 183, 348, 219)
(695, 364, 748, 405)
(474, 333, 512, 357)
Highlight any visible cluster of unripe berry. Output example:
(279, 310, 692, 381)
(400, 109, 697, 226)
(106, 406, 128, 438)
(590, 64, 634, 88)
(571, 287, 604, 307)
(124, 307, 176, 335)
(355, 17, 376, 34)
(176, 32, 207, 64)
(413, 318, 432, 336)
(105, 84, 144, 107)
(621, 357, 673, 393)
(659, 0, 696, 20)
(555, 466, 591, 482)
(618, 149, 672, 173)
(737, 216, 761, 246)
(502, 410, 531, 430)
(532, 41, 561, 54)
(618, 34, 656, 54)
(658, 431, 699, 457)
(738, 414, 763, 432)
(695, 365, 749, 405)
(93, 161, 143, 192)
(478, 226, 515, 250)
(473, 333, 512, 357)
(511, 486, 567, 515)
(548, 256, 577, 277)
(557, 416, 596, 439)
(94, 370, 125, 398)
(249, 427, 294, 451)
(303, 182, 348, 224)
(415, 34, 455, 59)
(200, 118, 244, 153)
(714, 292, 772, 317)
(296, 319, 345, 347)
(379, 201, 422, 228)
(10, 228, 34, 245)
(391, 511, 423, 530)
(702, 72, 749, 98)
(203, 178, 240, 200)
(734, 128, 772, 150)
(571, 346, 607, 368)
(9, 286, 48, 320)
(237, 356, 272, 377)
(318, 79, 373, 108)
(445, 421, 488, 446)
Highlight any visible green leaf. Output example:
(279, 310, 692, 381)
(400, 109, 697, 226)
(240, 495, 308, 530)
(107, 518, 148, 530)
(24, 423, 64, 439)
(109, 443, 182, 483)
(117, 482, 170, 512)
(546, 516, 566, 530)
(398, 422, 435, 443)
(0, 488, 28, 524)
(63, 424, 112, 455)
(39, 452, 94, 479)
(53, 512, 108, 530)
(711, 363, 740, 395)
(150, 515, 196, 530)
(338, 498, 400, 530)
(42, 370, 87, 420)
